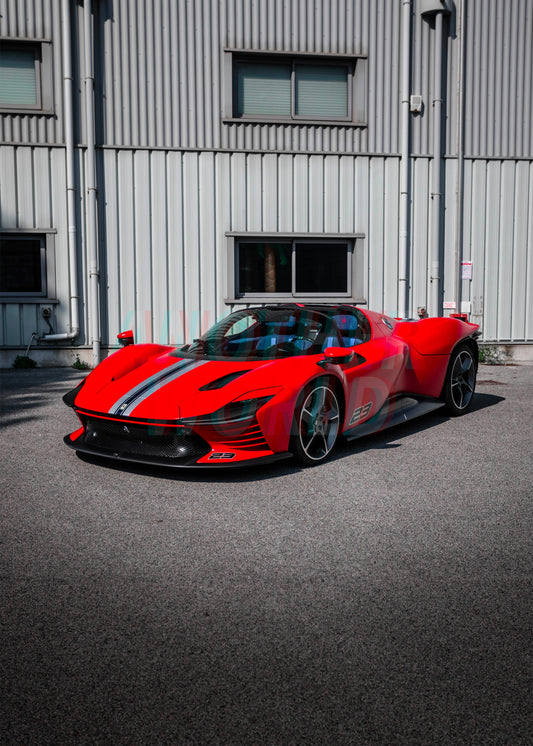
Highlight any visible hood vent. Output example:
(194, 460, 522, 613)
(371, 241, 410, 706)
(199, 370, 251, 391)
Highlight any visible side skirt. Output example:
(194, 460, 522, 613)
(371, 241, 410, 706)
(344, 396, 445, 442)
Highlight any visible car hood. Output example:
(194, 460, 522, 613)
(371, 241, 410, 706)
(73, 344, 309, 421)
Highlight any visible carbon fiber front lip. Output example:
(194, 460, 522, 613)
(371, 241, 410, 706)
(64, 435, 291, 469)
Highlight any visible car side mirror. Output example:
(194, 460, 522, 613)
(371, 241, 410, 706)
(117, 330, 134, 347)
(319, 346, 355, 366)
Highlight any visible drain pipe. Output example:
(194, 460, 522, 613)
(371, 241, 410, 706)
(398, 0, 412, 320)
(84, 0, 101, 367)
(453, 0, 467, 316)
(43, 0, 80, 343)
(430, 9, 445, 317)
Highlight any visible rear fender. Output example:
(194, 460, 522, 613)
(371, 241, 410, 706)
(394, 317, 479, 355)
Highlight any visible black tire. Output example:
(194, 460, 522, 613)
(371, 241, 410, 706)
(443, 343, 477, 415)
(291, 378, 341, 466)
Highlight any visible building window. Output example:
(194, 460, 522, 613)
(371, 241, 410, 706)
(0, 40, 53, 113)
(227, 236, 366, 303)
(225, 51, 366, 125)
(0, 234, 47, 296)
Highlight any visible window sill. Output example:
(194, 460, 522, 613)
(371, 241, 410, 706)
(225, 296, 367, 306)
(0, 297, 58, 304)
(0, 107, 54, 116)
(223, 117, 367, 128)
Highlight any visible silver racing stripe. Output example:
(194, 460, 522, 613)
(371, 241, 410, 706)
(108, 359, 208, 416)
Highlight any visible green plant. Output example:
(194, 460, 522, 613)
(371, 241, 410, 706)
(478, 344, 508, 365)
(72, 354, 90, 370)
(12, 355, 37, 369)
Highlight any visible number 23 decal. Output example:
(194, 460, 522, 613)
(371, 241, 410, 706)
(349, 401, 372, 426)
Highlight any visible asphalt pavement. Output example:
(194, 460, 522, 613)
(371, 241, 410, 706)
(1, 363, 532, 745)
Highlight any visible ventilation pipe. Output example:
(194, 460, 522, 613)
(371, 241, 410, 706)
(43, 0, 80, 343)
(398, 0, 412, 320)
(84, 0, 101, 367)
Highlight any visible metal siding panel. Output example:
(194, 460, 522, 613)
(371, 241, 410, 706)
(0, 147, 18, 226)
(182, 152, 200, 330)
(215, 152, 230, 320)
(324, 156, 339, 233)
(89, 0, 383, 154)
(262, 154, 278, 232)
(16, 148, 34, 227)
(116, 150, 136, 336)
(511, 162, 530, 341)
(133, 151, 152, 340)
(483, 161, 501, 340)
(20, 303, 38, 347)
(383, 157, 399, 316)
(443, 159, 457, 308)
(309, 156, 324, 232)
(33, 147, 52, 227)
(497, 162, 515, 340)
(339, 155, 354, 233)
(464, 0, 532, 158)
(411, 157, 430, 316)
(354, 155, 369, 302)
(527, 163, 533, 341)
(166, 151, 185, 345)
(150, 151, 169, 344)
(101, 149, 120, 342)
(460, 159, 473, 310)
(230, 152, 246, 230)
(246, 154, 263, 231)
(368, 158, 384, 311)
(0, 0, 64, 144)
(199, 152, 217, 331)
(5, 304, 21, 346)
(468, 160, 487, 330)
(277, 154, 294, 232)
(293, 154, 309, 233)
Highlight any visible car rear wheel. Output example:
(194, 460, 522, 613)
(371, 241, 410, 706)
(291, 379, 341, 466)
(443, 343, 477, 415)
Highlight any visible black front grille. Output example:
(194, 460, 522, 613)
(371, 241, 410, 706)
(80, 417, 210, 463)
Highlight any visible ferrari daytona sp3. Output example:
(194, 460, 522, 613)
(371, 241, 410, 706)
(64, 305, 480, 468)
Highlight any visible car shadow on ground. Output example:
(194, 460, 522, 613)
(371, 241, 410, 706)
(75, 391, 505, 484)
(0, 369, 83, 430)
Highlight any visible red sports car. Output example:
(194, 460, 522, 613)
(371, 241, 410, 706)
(63, 305, 479, 468)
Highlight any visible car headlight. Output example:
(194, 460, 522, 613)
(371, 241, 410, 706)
(180, 386, 283, 425)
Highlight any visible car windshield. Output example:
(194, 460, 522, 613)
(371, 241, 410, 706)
(175, 307, 370, 361)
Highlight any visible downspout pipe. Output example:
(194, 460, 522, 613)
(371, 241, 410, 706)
(84, 0, 101, 367)
(430, 10, 445, 317)
(454, 0, 467, 316)
(43, 0, 79, 342)
(398, 0, 412, 320)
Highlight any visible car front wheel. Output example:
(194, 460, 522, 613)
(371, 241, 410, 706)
(291, 379, 341, 466)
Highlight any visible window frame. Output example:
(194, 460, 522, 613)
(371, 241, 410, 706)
(224, 49, 367, 127)
(225, 233, 366, 305)
(0, 230, 56, 300)
(0, 38, 53, 114)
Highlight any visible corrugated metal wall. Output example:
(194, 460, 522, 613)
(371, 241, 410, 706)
(3, 0, 530, 158)
(1, 0, 533, 350)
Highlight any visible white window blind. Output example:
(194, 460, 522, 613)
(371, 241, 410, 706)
(0, 48, 37, 106)
(295, 65, 348, 118)
(237, 62, 291, 117)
